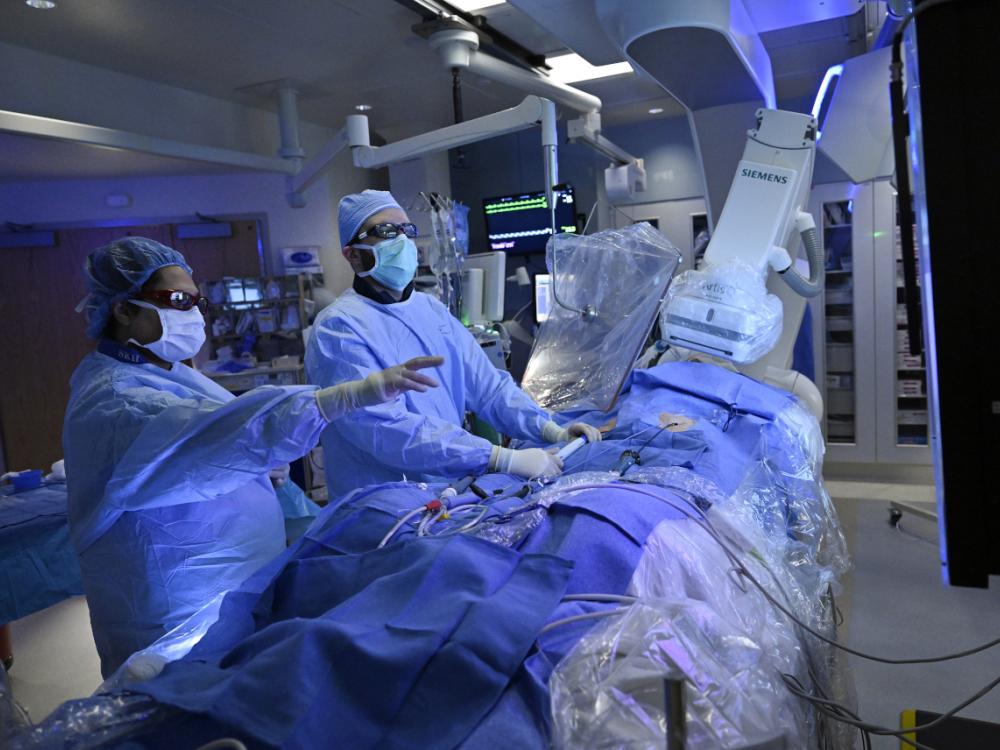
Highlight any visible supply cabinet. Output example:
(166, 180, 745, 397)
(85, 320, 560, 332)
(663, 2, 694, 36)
(198, 272, 327, 499)
(199, 273, 319, 391)
(808, 179, 931, 465)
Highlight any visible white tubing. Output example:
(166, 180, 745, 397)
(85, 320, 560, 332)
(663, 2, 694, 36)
(556, 437, 587, 461)
(378, 506, 427, 548)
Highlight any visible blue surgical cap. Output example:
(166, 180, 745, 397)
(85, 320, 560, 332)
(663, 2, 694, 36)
(338, 190, 403, 247)
(80, 236, 193, 339)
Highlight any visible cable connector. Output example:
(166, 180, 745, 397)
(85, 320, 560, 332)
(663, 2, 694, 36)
(424, 499, 443, 512)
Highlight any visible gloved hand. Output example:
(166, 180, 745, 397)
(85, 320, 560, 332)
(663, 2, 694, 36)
(541, 420, 603, 444)
(490, 446, 564, 479)
(316, 356, 445, 419)
(269, 464, 290, 488)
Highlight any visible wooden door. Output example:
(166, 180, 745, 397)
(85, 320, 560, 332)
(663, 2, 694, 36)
(0, 221, 262, 471)
(170, 220, 264, 282)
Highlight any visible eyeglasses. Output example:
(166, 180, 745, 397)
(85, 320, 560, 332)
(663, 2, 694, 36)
(136, 289, 208, 313)
(355, 222, 418, 242)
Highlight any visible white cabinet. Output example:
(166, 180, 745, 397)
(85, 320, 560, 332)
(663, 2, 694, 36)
(808, 180, 930, 465)
(809, 182, 878, 462)
(872, 180, 931, 463)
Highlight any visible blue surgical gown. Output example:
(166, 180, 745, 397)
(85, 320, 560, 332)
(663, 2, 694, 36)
(304, 288, 551, 499)
(63, 348, 329, 677)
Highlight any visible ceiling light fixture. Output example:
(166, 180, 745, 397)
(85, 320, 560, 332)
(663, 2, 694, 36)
(354, 104, 372, 112)
(546, 52, 633, 84)
(445, 0, 506, 12)
(648, 107, 664, 114)
(25, 0, 57, 8)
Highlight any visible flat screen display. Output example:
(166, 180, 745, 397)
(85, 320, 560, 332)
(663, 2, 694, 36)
(483, 186, 576, 254)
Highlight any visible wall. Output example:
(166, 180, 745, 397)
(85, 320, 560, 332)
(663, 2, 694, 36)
(449, 114, 705, 248)
(601, 115, 708, 203)
(0, 41, 384, 294)
(610, 198, 708, 271)
(0, 159, 375, 294)
(449, 122, 603, 253)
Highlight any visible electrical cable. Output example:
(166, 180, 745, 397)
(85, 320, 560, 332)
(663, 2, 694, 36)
(800, 667, 873, 750)
(612, 481, 1000, 666)
(599, 483, 1000, 743)
(538, 607, 632, 636)
(562, 593, 638, 605)
(539, 478, 1000, 737)
(784, 669, 1000, 741)
(782, 675, 932, 749)
(802, 674, 874, 750)
(537, 477, 1000, 664)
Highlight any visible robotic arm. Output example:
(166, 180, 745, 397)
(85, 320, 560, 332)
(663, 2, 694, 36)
(662, 109, 823, 364)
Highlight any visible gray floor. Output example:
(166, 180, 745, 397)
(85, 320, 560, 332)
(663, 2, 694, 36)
(833, 496, 1000, 749)
(6, 596, 102, 723)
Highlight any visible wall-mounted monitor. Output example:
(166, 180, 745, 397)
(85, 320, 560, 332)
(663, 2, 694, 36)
(483, 186, 576, 254)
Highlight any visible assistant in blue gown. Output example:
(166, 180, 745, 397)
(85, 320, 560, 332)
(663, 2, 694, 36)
(64, 237, 437, 677)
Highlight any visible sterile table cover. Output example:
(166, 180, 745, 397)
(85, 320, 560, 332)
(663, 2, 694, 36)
(0, 483, 83, 624)
(11, 362, 853, 750)
(139, 535, 573, 749)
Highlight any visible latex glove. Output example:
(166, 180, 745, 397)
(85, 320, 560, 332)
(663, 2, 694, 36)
(269, 464, 290, 488)
(315, 356, 444, 420)
(489, 446, 564, 479)
(541, 420, 603, 444)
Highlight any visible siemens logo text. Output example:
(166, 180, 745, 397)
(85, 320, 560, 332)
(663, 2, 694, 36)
(741, 168, 788, 184)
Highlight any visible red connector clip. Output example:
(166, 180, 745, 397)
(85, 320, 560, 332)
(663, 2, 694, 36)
(424, 499, 443, 512)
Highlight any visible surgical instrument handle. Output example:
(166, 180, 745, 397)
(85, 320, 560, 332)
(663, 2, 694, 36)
(556, 436, 588, 461)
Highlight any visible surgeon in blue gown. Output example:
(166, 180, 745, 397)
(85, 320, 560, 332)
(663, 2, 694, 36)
(305, 190, 601, 500)
(64, 237, 442, 677)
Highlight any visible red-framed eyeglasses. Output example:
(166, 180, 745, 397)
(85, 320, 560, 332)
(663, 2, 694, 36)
(135, 289, 208, 313)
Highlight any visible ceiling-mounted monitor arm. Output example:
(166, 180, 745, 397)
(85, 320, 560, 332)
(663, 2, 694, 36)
(285, 95, 552, 207)
(350, 95, 552, 169)
(566, 110, 647, 203)
(426, 28, 646, 204)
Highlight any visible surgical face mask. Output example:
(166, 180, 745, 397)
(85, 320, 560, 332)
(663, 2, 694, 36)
(354, 235, 418, 292)
(128, 299, 206, 362)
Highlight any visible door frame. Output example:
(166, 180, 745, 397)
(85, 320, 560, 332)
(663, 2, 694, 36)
(5, 212, 272, 274)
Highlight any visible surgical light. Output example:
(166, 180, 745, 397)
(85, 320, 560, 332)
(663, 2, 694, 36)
(26, 0, 57, 7)
(355, 104, 372, 112)
(648, 107, 664, 114)
(546, 52, 633, 84)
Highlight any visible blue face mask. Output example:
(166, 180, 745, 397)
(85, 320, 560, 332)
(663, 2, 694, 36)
(355, 235, 418, 292)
